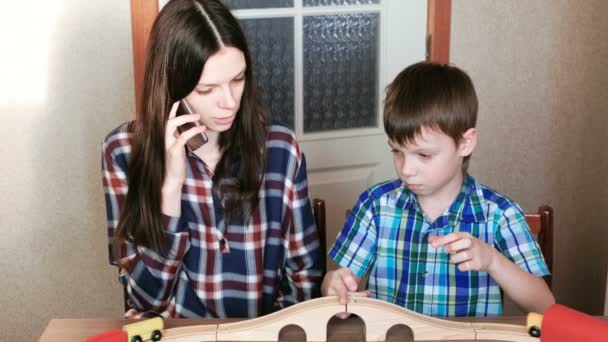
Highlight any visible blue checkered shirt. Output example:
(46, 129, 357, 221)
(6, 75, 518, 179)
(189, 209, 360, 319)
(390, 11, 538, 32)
(329, 174, 549, 317)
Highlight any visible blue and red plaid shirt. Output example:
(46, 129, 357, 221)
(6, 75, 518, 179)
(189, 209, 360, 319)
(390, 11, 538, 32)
(102, 122, 322, 318)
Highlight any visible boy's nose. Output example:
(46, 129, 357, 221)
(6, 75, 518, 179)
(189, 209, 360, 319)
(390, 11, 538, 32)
(401, 160, 417, 177)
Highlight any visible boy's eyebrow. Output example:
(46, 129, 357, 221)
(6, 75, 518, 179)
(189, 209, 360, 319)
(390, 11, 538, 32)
(388, 139, 437, 152)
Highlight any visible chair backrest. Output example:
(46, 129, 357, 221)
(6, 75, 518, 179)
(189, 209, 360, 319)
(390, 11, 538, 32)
(123, 286, 130, 312)
(312, 198, 327, 276)
(524, 205, 554, 289)
(604, 268, 608, 315)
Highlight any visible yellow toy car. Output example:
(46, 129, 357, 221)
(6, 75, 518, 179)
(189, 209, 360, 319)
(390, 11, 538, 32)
(526, 312, 543, 338)
(122, 317, 164, 342)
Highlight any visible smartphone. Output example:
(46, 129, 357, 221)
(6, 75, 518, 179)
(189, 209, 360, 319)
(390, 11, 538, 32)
(176, 100, 208, 151)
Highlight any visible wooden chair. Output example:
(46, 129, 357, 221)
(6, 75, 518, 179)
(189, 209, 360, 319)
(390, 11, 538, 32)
(502, 205, 554, 314)
(604, 269, 608, 315)
(123, 199, 329, 311)
(123, 284, 131, 312)
(524, 205, 554, 289)
(312, 198, 327, 277)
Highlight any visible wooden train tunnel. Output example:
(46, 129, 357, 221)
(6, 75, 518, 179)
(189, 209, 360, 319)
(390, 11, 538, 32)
(159, 297, 538, 342)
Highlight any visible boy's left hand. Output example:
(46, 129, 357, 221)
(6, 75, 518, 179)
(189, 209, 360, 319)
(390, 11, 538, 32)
(429, 233, 498, 272)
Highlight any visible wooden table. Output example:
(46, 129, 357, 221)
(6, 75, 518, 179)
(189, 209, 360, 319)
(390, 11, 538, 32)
(39, 316, 532, 342)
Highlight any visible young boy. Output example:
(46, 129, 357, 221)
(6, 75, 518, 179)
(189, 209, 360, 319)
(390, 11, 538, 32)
(322, 62, 554, 317)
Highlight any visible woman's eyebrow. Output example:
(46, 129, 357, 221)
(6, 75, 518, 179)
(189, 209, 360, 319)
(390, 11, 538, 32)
(198, 67, 246, 87)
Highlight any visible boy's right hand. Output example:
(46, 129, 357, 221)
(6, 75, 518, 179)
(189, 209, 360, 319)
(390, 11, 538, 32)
(321, 268, 369, 305)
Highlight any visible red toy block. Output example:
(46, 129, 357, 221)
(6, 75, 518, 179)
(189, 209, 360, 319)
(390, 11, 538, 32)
(85, 328, 127, 342)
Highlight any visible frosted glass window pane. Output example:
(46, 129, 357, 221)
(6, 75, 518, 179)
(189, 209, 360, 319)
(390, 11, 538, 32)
(240, 18, 295, 128)
(303, 13, 379, 132)
(222, 0, 293, 9)
(303, 0, 379, 7)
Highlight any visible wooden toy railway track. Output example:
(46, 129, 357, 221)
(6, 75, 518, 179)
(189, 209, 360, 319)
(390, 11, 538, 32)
(160, 297, 537, 342)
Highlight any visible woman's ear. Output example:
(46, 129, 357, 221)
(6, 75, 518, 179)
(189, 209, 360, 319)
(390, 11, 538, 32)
(458, 128, 477, 157)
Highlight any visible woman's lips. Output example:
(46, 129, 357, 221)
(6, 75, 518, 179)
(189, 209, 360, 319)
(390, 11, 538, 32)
(214, 114, 236, 126)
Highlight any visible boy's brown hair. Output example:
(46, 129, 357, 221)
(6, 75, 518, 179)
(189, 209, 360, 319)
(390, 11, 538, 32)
(383, 61, 478, 171)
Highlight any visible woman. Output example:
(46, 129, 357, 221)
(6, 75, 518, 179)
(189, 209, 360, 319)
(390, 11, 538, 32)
(102, 0, 322, 318)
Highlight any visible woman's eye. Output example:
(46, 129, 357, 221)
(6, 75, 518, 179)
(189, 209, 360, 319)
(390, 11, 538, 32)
(232, 76, 245, 83)
(196, 88, 212, 95)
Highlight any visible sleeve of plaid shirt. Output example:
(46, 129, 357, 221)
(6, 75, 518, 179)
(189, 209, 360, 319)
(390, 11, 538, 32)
(328, 189, 378, 278)
(277, 149, 323, 306)
(494, 204, 550, 277)
(102, 129, 190, 314)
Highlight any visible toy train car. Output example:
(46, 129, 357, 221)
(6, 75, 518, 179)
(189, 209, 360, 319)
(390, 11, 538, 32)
(526, 312, 543, 338)
(86, 317, 163, 342)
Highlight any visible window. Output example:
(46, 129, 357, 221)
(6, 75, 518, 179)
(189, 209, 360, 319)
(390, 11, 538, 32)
(223, 0, 425, 139)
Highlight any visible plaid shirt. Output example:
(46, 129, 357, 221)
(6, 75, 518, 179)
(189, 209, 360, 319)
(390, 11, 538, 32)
(329, 174, 549, 317)
(102, 122, 322, 319)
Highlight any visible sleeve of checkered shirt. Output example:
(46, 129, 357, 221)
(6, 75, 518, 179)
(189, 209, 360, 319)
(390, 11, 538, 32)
(494, 204, 550, 278)
(102, 130, 190, 315)
(328, 189, 378, 278)
(280, 152, 323, 306)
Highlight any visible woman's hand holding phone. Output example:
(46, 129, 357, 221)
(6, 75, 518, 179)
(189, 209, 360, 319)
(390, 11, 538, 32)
(177, 100, 209, 150)
(161, 101, 208, 216)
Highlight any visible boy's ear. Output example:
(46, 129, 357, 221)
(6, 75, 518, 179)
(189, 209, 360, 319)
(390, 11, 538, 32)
(458, 128, 477, 157)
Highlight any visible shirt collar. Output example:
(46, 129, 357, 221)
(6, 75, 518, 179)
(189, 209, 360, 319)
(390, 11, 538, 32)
(399, 173, 488, 224)
(452, 174, 488, 223)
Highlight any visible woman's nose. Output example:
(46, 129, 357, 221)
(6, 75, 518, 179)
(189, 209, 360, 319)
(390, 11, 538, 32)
(218, 85, 236, 109)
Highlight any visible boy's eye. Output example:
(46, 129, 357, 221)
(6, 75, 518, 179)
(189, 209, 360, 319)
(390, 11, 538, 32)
(390, 148, 400, 154)
(418, 153, 431, 159)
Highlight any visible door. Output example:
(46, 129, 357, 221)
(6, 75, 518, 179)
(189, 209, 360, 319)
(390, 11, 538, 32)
(138, 0, 434, 270)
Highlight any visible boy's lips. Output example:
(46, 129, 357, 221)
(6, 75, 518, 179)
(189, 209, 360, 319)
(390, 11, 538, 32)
(407, 183, 422, 190)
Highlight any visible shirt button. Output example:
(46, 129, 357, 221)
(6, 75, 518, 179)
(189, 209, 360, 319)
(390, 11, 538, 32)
(421, 271, 428, 278)
(219, 238, 230, 253)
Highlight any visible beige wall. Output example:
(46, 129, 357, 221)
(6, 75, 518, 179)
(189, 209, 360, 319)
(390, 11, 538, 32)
(0, 2, 131, 341)
(1, 1, 607, 341)
(451, 0, 608, 314)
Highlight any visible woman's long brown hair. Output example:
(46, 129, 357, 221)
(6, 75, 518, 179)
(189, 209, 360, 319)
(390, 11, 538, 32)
(114, 0, 268, 255)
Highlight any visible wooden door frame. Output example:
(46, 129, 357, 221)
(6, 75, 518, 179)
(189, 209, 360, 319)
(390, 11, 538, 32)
(427, 0, 451, 64)
(129, 0, 451, 116)
(130, 0, 158, 117)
